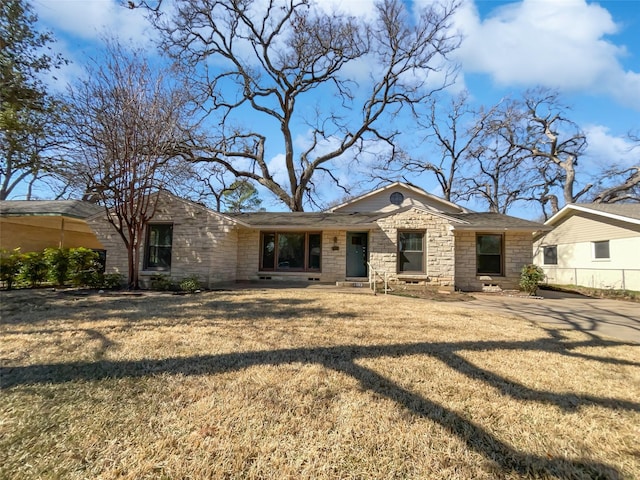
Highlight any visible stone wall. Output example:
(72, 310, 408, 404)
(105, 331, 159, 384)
(370, 209, 455, 287)
(454, 231, 533, 291)
(235, 229, 346, 283)
(87, 193, 238, 288)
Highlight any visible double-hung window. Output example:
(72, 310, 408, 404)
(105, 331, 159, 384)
(260, 232, 321, 272)
(476, 234, 503, 275)
(398, 231, 425, 273)
(145, 224, 173, 270)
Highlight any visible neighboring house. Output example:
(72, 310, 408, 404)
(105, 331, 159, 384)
(0, 200, 104, 252)
(533, 203, 640, 291)
(87, 182, 548, 291)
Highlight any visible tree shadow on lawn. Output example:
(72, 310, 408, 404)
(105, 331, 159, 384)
(2, 333, 638, 478)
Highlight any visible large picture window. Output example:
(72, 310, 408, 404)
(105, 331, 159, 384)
(398, 231, 424, 273)
(145, 224, 173, 270)
(260, 232, 321, 272)
(476, 234, 503, 275)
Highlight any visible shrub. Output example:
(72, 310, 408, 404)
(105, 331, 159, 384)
(519, 264, 545, 296)
(68, 247, 101, 287)
(179, 275, 201, 293)
(44, 247, 70, 286)
(150, 274, 174, 291)
(102, 273, 124, 290)
(0, 248, 22, 290)
(20, 252, 49, 287)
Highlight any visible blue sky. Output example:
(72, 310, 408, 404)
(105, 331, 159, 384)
(28, 0, 640, 217)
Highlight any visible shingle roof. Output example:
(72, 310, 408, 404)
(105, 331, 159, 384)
(227, 209, 548, 231)
(572, 203, 640, 221)
(447, 212, 549, 231)
(228, 211, 388, 228)
(0, 200, 103, 219)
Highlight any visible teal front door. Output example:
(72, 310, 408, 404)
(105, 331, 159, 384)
(346, 232, 368, 277)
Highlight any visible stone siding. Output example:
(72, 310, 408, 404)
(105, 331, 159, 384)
(236, 229, 346, 283)
(87, 193, 238, 288)
(370, 209, 455, 287)
(454, 231, 533, 291)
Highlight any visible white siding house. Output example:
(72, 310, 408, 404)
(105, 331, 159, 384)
(533, 204, 640, 291)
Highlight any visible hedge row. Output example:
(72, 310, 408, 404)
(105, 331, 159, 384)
(0, 247, 123, 290)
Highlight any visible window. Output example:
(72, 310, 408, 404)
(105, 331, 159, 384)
(260, 232, 321, 272)
(593, 240, 610, 259)
(398, 231, 424, 273)
(390, 191, 404, 205)
(543, 245, 558, 265)
(476, 234, 503, 275)
(145, 224, 173, 270)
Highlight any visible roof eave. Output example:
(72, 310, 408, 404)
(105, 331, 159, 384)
(450, 225, 552, 232)
(546, 204, 640, 226)
(236, 222, 379, 230)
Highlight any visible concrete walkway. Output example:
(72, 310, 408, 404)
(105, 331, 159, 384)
(461, 290, 640, 343)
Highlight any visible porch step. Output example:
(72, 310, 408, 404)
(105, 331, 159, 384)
(336, 281, 368, 288)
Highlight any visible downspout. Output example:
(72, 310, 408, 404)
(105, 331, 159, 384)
(59, 217, 65, 248)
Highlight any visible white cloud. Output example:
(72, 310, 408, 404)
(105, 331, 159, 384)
(451, 0, 640, 109)
(33, 0, 154, 45)
(584, 125, 638, 167)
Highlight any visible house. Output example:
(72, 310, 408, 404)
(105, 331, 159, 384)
(87, 182, 548, 291)
(533, 203, 640, 291)
(0, 200, 104, 252)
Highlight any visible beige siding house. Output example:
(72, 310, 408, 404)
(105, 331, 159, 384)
(533, 203, 640, 291)
(0, 200, 104, 252)
(88, 182, 548, 291)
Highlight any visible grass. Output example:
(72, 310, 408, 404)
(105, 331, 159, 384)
(1, 287, 638, 479)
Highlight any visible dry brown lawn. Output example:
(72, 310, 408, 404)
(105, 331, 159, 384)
(1, 287, 638, 479)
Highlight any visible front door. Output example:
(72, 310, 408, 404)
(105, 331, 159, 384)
(346, 232, 368, 277)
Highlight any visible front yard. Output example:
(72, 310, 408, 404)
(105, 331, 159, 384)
(1, 288, 638, 479)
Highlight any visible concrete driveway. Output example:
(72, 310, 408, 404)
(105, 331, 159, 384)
(461, 290, 640, 343)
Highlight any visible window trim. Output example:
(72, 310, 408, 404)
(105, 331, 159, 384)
(144, 223, 173, 271)
(397, 230, 425, 274)
(592, 240, 610, 260)
(542, 245, 558, 265)
(476, 233, 504, 276)
(259, 231, 322, 272)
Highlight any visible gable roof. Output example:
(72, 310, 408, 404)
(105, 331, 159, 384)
(0, 200, 102, 219)
(546, 203, 640, 226)
(327, 182, 468, 213)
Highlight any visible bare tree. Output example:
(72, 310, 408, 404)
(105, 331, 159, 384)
(65, 40, 193, 289)
(386, 90, 493, 202)
(592, 131, 640, 203)
(457, 100, 534, 213)
(137, 0, 460, 211)
(517, 89, 590, 213)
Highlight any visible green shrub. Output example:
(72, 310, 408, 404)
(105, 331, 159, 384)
(20, 252, 48, 287)
(519, 264, 545, 296)
(179, 275, 201, 293)
(68, 247, 101, 287)
(150, 274, 174, 291)
(102, 273, 124, 290)
(44, 247, 70, 286)
(0, 248, 22, 290)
